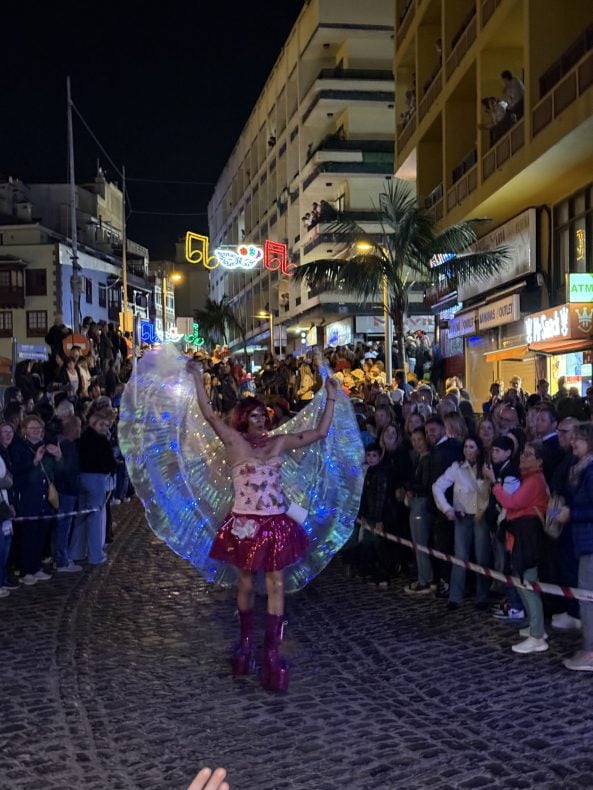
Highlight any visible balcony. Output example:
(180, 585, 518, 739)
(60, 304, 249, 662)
(446, 164, 478, 212)
(0, 284, 25, 309)
(532, 48, 593, 138)
(425, 183, 444, 221)
(418, 69, 443, 123)
(301, 153, 394, 194)
(302, 87, 394, 127)
(480, 0, 502, 29)
(396, 0, 417, 49)
(482, 119, 525, 181)
(445, 11, 477, 81)
(317, 67, 394, 82)
(397, 111, 417, 153)
(539, 24, 593, 96)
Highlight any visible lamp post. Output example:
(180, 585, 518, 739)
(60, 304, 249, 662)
(161, 268, 182, 339)
(355, 241, 393, 386)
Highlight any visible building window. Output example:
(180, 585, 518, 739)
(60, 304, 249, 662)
(85, 277, 93, 304)
(0, 311, 12, 337)
(0, 271, 10, 288)
(554, 185, 593, 298)
(26, 310, 48, 337)
(25, 269, 47, 296)
(99, 283, 107, 307)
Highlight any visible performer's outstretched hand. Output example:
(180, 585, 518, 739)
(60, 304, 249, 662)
(188, 767, 230, 790)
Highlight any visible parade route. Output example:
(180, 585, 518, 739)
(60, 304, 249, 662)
(2, 502, 593, 790)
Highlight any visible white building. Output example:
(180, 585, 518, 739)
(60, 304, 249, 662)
(207, 0, 396, 357)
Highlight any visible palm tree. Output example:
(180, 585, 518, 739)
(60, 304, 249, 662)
(294, 179, 510, 371)
(194, 296, 236, 347)
(194, 296, 250, 363)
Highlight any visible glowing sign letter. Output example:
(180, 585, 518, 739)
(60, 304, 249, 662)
(140, 320, 160, 344)
(264, 240, 295, 277)
(185, 232, 219, 269)
(183, 322, 206, 347)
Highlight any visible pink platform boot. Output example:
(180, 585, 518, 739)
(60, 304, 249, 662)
(232, 609, 254, 676)
(261, 613, 289, 692)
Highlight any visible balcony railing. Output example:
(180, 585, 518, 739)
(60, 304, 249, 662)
(397, 112, 417, 152)
(317, 68, 394, 81)
(539, 24, 593, 97)
(418, 69, 443, 122)
(482, 119, 525, 181)
(532, 49, 593, 137)
(445, 12, 477, 81)
(396, 0, 416, 48)
(446, 163, 478, 212)
(480, 0, 502, 29)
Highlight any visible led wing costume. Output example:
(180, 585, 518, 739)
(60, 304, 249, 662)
(118, 344, 364, 593)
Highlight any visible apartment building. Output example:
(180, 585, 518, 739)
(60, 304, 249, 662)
(395, 0, 593, 402)
(206, 0, 396, 358)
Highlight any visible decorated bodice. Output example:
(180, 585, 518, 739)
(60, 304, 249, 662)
(231, 456, 286, 515)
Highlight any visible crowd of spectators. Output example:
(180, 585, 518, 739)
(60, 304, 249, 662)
(0, 315, 132, 597)
(4, 326, 593, 673)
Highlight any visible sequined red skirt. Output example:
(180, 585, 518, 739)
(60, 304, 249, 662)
(209, 511, 309, 572)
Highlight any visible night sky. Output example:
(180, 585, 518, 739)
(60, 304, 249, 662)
(1, 1, 303, 258)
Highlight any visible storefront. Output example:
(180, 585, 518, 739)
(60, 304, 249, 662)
(525, 301, 593, 395)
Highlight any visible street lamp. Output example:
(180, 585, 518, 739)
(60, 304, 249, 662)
(257, 310, 274, 356)
(161, 269, 182, 338)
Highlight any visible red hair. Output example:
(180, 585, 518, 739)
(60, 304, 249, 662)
(229, 398, 272, 433)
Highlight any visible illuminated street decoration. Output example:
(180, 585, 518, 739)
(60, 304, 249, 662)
(164, 327, 185, 343)
(185, 232, 294, 276)
(140, 320, 161, 344)
(183, 323, 206, 347)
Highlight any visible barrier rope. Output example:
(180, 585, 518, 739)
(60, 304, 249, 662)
(12, 507, 101, 523)
(363, 525, 593, 604)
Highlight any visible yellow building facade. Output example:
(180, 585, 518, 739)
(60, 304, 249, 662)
(395, 0, 593, 403)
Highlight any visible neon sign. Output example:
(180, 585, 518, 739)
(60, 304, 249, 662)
(185, 232, 295, 277)
(140, 320, 205, 347)
(182, 323, 206, 347)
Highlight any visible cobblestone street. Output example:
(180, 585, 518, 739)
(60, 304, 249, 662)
(2, 502, 593, 790)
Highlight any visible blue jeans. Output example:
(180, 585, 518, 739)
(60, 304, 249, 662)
(54, 493, 77, 568)
(578, 554, 593, 651)
(0, 530, 11, 586)
(449, 515, 491, 604)
(493, 533, 524, 611)
(115, 464, 129, 500)
(70, 473, 108, 564)
(409, 496, 433, 586)
(516, 566, 544, 638)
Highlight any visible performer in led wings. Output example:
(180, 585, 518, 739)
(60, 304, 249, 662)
(119, 345, 364, 692)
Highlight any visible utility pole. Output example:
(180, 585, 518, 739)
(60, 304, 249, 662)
(66, 77, 82, 333)
(121, 164, 131, 335)
(161, 268, 168, 339)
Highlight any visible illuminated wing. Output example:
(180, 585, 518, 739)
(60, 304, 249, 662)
(118, 344, 239, 587)
(119, 347, 365, 593)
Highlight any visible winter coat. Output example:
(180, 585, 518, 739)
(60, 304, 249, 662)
(567, 463, 593, 557)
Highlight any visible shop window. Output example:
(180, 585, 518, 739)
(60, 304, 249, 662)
(0, 311, 12, 337)
(26, 310, 48, 337)
(25, 269, 47, 296)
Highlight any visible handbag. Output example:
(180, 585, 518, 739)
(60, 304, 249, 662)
(543, 494, 565, 540)
(40, 461, 60, 510)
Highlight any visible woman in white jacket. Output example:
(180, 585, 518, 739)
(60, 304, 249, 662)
(432, 435, 491, 610)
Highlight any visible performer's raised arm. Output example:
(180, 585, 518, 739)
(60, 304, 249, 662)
(187, 359, 234, 444)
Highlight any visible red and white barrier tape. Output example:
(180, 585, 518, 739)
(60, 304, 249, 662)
(12, 507, 101, 523)
(364, 526, 593, 604)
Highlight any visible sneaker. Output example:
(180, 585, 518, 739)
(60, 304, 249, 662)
(33, 570, 52, 581)
(434, 581, 450, 599)
(519, 627, 549, 639)
(563, 651, 593, 672)
(123, 497, 131, 503)
(512, 636, 549, 654)
(19, 574, 38, 586)
(111, 498, 122, 505)
(2, 579, 19, 590)
(404, 581, 433, 595)
(493, 605, 525, 621)
(552, 612, 582, 631)
(56, 562, 83, 573)
(0, 587, 9, 598)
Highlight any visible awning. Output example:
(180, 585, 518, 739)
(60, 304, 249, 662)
(529, 339, 593, 355)
(484, 344, 529, 363)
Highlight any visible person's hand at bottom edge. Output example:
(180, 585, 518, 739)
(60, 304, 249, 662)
(188, 767, 230, 790)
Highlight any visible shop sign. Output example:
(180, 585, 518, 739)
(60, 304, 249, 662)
(355, 315, 385, 334)
(568, 273, 593, 303)
(448, 310, 477, 339)
(525, 303, 593, 345)
(478, 294, 520, 330)
(458, 208, 537, 301)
